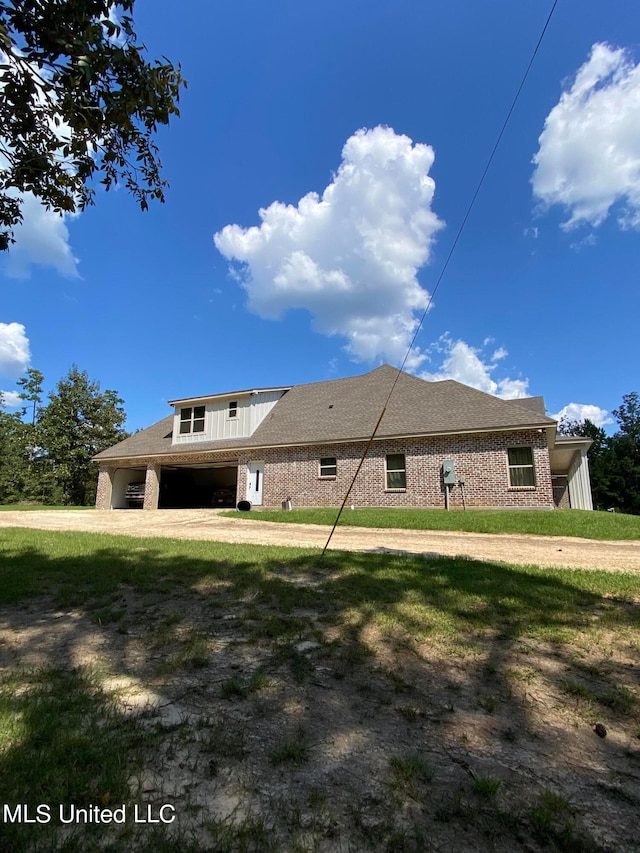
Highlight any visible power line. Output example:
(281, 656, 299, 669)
(321, 0, 559, 557)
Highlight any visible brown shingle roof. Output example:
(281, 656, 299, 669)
(504, 396, 547, 416)
(95, 364, 556, 461)
(93, 416, 253, 460)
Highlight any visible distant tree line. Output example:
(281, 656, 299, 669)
(0, 366, 127, 506)
(559, 392, 640, 515)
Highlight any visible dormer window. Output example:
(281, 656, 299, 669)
(179, 405, 205, 434)
(228, 400, 238, 418)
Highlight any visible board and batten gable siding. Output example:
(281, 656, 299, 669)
(171, 391, 285, 446)
(249, 391, 287, 435)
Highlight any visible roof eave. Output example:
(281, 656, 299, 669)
(93, 421, 554, 463)
(168, 387, 291, 407)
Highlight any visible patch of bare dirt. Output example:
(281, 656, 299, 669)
(1, 574, 639, 851)
(1, 508, 639, 571)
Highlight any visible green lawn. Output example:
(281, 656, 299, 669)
(0, 504, 91, 511)
(222, 506, 640, 540)
(1, 526, 639, 610)
(0, 528, 638, 851)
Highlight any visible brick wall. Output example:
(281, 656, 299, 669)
(95, 428, 554, 510)
(95, 468, 113, 510)
(258, 430, 553, 509)
(143, 464, 161, 510)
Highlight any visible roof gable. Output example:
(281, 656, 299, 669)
(504, 396, 547, 416)
(251, 365, 555, 446)
(94, 364, 556, 461)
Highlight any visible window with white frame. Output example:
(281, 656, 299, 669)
(319, 457, 337, 478)
(507, 447, 535, 487)
(385, 453, 406, 489)
(179, 405, 206, 435)
(228, 400, 238, 418)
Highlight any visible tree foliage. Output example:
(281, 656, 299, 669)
(613, 392, 640, 443)
(608, 392, 640, 515)
(38, 366, 127, 504)
(0, 366, 127, 505)
(17, 366, 44, 424)
(0, 0, 185, 249)
(0, 394, 24, 501)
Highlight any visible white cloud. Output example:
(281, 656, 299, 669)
(532, 43, 640, 230)
(0, 50, 80, 278)
(550, 402, 612, 428)
(0, 390, 22, 408)
(2, 191, 80, 279)
(103, 6, 127, 46)
(420, 335, 530, 399)
(214, 126, 444, 365)
(569, 233, 597, 251)
(0, 322, 30, 378)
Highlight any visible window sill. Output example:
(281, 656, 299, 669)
(318, 476, 337, 481)
(385, 488, 407, 493)
(508, 486, 536, 491)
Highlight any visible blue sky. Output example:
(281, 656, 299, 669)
(1, 0, 638, 433)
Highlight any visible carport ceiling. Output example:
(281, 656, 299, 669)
(162, 462, 238, 470)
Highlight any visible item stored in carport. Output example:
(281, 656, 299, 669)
(211, 487, 236, 507)
(125, 482, 145, 508)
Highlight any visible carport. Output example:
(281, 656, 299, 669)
(110, 467, 146, 508)
(549, 436, 593, 510)
(158, 462, 238, 509)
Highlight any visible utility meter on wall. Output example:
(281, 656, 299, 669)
(443, 460, 456, 485)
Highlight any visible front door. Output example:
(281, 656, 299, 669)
(246, 461, 264, 505)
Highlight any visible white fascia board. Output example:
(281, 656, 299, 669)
(168, 387, 290, 407)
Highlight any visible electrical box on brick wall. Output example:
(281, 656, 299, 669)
(442, 460, 456, 485)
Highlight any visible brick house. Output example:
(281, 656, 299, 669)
(94, 364, 593, 511)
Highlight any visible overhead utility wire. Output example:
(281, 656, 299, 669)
(321, 0, 559, 557)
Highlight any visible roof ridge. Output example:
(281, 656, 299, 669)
(285, 363, 395, 393)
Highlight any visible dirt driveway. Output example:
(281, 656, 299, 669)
(1, 509, 639, 571)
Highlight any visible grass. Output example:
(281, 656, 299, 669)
(472, 777, 502, 797)
(0, 527, 638, 851)
(0, 504, 90, 511)
(389, 754, 434, 799)
(156, 628, 210, 674)
(1, 527, 639, 634)
(0, 666, 157, 852)
(528, 788, 595, 850)
(203, 815, 278, 853)
(222, 506, 640, 540)
(220, 668, 271, 699)
(269, 726, 310, 765)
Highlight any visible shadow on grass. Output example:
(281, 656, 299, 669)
(0, 667, 201, 853)
(0, 529, 639, 851)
